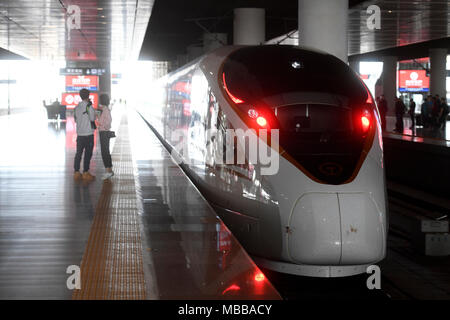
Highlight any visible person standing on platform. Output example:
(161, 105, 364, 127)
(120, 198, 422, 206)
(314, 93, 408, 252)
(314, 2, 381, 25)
(97, 94, 114, 180)
(73, 88, 96, 181)
(409, 98, 416, 129)
(394, 97, 406, 133)
(439, 97, 449, 130)
(421, 98, 427, 128)
(431, 96, 441, 129)
(378, 95, 388, 131)
(423, 95, 433, 128)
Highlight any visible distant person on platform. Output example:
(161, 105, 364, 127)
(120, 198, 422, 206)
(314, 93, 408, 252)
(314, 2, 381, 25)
(73, 88, 96, 181)
(420, 98, 426, 128)
(43, 99, 61, 120)
(378, 95, 388, 131)
(98, 94, 114, 180)
(431, 96, 441, 129)
(394, 97, 406, 133)
(409, 98, 416, 129)
(439, 97, 449, 130)
(422, 95, 433, 128)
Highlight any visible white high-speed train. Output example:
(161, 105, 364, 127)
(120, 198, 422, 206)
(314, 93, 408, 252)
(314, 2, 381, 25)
(137, 45, 387, 277)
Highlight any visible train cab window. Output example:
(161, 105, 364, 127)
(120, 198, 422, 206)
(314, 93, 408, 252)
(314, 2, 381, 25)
(275, 104, 353, 134)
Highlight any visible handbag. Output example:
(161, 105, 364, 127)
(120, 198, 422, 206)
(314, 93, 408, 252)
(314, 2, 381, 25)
(106, 130, 116, 138)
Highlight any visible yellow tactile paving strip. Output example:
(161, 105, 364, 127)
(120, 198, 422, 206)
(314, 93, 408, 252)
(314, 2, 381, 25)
(73, 115, 146, 300)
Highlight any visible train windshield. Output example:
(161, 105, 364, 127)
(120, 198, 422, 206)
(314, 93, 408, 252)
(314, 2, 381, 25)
(222, 45, 368, 106)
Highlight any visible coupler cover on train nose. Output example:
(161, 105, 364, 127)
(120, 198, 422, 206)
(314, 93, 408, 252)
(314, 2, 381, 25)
(287, 193, 385, 265)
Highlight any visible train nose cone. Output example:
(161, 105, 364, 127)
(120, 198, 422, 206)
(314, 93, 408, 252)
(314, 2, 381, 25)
(287, 193, 342, 265)
(287, 193, 385, 265)
(338, 193, 385, 265)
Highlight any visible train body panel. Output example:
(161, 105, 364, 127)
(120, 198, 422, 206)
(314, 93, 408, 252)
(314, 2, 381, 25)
(137, 45, 387, 277)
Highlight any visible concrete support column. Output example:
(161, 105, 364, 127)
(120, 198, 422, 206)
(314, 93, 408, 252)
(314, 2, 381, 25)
(233, 8, 265, 45)
(382, 56, 397, 116)
(298, 0, 348, 62)
(203, 33, 227, 53)
(98, 61, 111, 98)
(429, 48, 447, 97)
(349, 60, 359, 74)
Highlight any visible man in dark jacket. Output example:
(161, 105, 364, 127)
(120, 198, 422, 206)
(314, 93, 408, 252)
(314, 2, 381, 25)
(431, 97, 441, 129)
(378, 95, 388, 131)
(409, 98, 416, 129)
(394, 97, 406, 133)
(439, 97, 449, 130)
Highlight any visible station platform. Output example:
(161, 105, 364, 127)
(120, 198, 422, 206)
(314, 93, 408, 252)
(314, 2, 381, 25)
(382, 116, 450, 197)
(0, 106, 280, 300)
(384, 116, 450, 146)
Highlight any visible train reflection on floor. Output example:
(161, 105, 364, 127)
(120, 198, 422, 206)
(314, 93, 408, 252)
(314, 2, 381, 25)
(385, 116, 450, 140)
(261, 268, 389, 300)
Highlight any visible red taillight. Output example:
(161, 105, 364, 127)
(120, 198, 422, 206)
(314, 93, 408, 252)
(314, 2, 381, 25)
(361, 115, 370, 131)
(254, 272, 265, 282)
(256, 116, 267, 127)
(247, 109, 271, 128)
(222, 73, 244, 104)
(360, 109, 372, 134)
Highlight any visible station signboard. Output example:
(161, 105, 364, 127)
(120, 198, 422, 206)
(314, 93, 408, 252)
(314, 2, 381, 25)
(398, 70, 429, 92)
(65, 75, 99, 91)
(60, 68, 84, 75)
(60, 68, 107, 76)
(0, 80, 17, 84)
(62, 92, 98, 109)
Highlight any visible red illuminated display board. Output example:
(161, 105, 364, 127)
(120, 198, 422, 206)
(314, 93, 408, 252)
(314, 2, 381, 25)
(398, 70, 429, 92)
(62, 92, 98, 109)
(65, 75, 99, 91)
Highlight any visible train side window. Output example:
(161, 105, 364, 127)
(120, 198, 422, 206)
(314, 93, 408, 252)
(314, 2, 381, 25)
(217, 108, 228, 163)
(215, 106, 250, 170)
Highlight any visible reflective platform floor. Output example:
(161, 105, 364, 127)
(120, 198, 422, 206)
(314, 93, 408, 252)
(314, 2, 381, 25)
(0, 107, 280, 299)
(385, 116, 450, 147)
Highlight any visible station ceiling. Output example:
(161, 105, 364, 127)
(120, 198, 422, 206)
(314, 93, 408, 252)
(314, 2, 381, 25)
(348, 0, 450, 56)
(0, 0, 448, 62)
(139, 0, 301, 60)
(0, 0, 154, 61)
(141, 0, 450, 60)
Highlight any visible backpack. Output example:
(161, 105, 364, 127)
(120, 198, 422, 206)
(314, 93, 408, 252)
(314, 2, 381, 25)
(83, 101, 96, 130)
